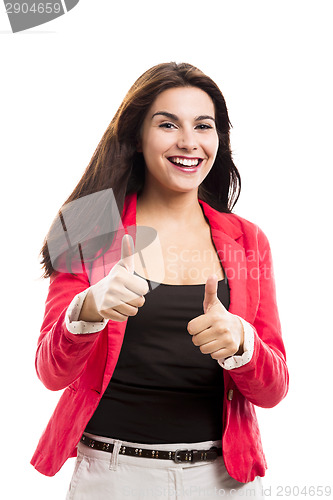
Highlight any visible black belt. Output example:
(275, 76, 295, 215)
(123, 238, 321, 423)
(80, 434, 222, 464)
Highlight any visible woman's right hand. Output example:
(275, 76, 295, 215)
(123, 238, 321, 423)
(79, 234, 149, 322)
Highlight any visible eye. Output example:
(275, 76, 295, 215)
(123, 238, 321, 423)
(159, 122, 177, 129)
(195, 124, 213, 130)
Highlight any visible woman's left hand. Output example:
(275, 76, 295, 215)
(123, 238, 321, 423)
(187, 274, 244, 360)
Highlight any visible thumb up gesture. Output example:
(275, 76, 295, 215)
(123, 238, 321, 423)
(80, 234, 149, 323)
(187, 274, 244, 360)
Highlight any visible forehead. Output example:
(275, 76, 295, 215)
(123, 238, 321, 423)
(148, 87, 215, 117)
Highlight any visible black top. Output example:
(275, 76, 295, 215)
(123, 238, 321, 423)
(85, 272, 230, 443)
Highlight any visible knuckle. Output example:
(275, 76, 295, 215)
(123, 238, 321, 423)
(132, 275, 149, 295)
(112, 273, 122, 287)
(138, 296, 145, 307)
(105, 295, 115, 308)
(215, 319, 224, 330)
(192, 336, 198, 346)
(129, 296, 145, 308)
(217, 324, 230, 336)
(187, 321, 195, 334)
(211, 312, 221, 323)
(129, 307, 139, 316)
(230, 341, 238, 353)
(225, 339, 237, 354)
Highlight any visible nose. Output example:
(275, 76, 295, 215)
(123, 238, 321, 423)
(177, 127, 198, 151)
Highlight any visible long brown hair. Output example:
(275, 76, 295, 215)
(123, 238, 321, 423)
(40, 62, 241, 278)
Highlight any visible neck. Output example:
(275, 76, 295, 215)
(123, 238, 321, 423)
(136, 185, 204, 228)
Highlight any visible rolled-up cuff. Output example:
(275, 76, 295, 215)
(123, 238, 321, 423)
(217, 316, 254, 370)
(65, 289, 108, 334)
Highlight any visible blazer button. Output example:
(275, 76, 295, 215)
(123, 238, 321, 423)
(227, 389, 234, 401)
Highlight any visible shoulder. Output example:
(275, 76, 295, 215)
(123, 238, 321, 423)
(223, 212, 271, 250)
(199, 200, 271, 255)
(199, 199, 262, 239)
(222, 211, 260, 235)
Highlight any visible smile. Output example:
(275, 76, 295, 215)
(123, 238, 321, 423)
(167, 156, 203, 167)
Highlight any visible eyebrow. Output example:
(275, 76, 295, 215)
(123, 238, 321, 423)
(151, 111, 216, 123)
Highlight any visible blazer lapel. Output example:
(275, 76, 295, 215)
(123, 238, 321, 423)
(198, 200, 249, 319)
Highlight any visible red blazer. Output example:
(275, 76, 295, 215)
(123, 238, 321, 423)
(31, 192, 288, 483)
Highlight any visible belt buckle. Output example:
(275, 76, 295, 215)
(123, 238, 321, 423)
(174, 449, 192, 463)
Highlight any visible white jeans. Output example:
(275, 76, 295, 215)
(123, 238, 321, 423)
(66, 432, 264, 499)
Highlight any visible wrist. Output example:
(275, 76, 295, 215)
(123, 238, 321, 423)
(234, 316, 245, 355)
(78, 288, 104, 322)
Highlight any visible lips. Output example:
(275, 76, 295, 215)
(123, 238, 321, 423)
(168, 156, 203, 167)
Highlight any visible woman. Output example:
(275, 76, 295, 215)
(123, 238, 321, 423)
(31, 62, 289, 499)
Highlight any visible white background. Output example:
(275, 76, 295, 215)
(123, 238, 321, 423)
(0, 1, 332, 498)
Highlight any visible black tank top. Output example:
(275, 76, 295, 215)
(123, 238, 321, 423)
(84, 272, 230, 443)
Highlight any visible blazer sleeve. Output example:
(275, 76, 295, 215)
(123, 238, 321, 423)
(226, 226, 289, 408)
(35, 270, 104, 391)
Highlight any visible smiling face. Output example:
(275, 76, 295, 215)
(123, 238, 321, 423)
(138, 86, 219, 197)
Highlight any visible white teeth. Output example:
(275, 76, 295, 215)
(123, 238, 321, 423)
(170, 157, 199, 167)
